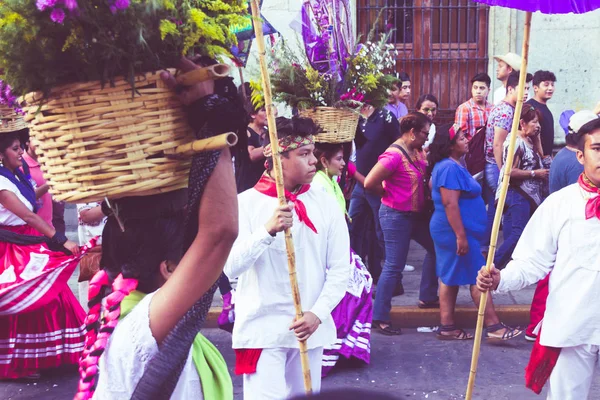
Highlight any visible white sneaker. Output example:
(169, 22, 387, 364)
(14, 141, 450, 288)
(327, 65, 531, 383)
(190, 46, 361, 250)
(404, 264, 415, 272)
(524, 334, 537, 342)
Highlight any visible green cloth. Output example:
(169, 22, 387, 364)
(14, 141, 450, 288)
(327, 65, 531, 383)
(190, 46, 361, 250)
(313, 170, 348, 216)
(120, 290, 233, 400)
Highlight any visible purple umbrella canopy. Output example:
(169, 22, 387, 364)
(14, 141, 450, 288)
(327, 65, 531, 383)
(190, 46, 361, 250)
(473, 0, 600, 14)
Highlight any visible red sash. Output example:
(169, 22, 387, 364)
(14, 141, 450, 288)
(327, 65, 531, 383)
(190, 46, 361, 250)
(524, 330, 561, 394)
(254, 175, 318, 234)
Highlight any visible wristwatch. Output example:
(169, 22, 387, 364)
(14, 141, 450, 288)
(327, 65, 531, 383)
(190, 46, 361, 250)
(530, 170, 536, 178)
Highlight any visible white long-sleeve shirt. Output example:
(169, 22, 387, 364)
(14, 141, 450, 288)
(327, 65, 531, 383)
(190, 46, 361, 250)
(224, 186, 349, 350)
(496, 183, 600, 348)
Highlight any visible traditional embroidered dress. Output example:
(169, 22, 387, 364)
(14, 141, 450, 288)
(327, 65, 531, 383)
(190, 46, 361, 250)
(494, 175, 600, 399)
(312, 170, 372, 377)
(224, 174, 349, 399)
(0, 173, 89, 379)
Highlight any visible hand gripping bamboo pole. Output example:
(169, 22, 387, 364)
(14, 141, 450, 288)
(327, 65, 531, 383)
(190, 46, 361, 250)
(465, 11, 532, 400)
(250, 0, 313, 395)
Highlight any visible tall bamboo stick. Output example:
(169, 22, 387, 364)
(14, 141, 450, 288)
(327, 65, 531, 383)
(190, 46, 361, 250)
(250, 0, 313, 395)
(465, 11, 532, 400)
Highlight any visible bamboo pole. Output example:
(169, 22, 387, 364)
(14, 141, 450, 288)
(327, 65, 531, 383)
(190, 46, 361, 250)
(465, 11, 532, 400)
(250, 0, 313, 395)
(176, 64, 231, 86)
(174, 132, 238, 156)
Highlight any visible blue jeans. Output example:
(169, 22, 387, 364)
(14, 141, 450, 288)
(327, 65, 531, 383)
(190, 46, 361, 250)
(482, 162, 500, 247)
(349, 184, 385, 281)
(494, 189, 531, 268)
(373, 205, 438, 322)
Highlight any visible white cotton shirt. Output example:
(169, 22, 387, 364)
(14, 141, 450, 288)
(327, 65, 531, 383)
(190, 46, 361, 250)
(224, 186, 350, 350)
(495, 183, 600, 348)
(493, 85, 506, 105)
(0, 176, 33, 226)
(93, 291, 203, 399)
(77, 202, 106, 245)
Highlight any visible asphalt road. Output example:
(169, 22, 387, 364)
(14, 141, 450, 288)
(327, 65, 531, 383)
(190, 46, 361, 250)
(4, 328, 599, 400)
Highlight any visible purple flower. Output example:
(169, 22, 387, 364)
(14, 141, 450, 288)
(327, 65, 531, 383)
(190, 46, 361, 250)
(36, 0, 57, 11)
(50, 8, 65, 23)
(114, 0, 130, 9)
(63, 0, 78, 10)
(109, 5, 117, 14)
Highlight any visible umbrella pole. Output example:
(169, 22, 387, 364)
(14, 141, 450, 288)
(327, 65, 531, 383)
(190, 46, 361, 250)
(250, 0, 313, 395)
(465, 11, 532, 400)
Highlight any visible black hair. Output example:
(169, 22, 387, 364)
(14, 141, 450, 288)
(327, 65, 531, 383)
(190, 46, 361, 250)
(471, 72, 491, 88)
(398, 71, 410, 83)
(415, 94, 439, 111)
(100, 208, 185, 294)
(574, 118, 600, 151)
(506, 70, 533, 91)
(565, 133, 579, 147)
(399, 112, 431, 136)
(427, 123, 459, 176)
(265, 116, 321, 172)
(0, 131, 21, 154)
(519, 103, 542, 127)
(532, 70, 556, 87)
(314, 142, 344, 171)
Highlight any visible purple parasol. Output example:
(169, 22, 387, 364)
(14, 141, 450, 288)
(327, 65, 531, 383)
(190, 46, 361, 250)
(473, 0, 600, 14)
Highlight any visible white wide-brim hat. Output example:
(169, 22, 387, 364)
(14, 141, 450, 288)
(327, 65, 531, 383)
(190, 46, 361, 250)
(493, 52, 522, 71)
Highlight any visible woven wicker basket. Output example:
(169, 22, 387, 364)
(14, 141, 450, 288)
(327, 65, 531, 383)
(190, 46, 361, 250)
(20, 70, 196, 203)
(299, 107, 359, 143)
(0, 106, 28, 133)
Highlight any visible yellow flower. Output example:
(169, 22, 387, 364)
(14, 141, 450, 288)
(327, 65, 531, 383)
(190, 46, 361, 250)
(159, 19, 179, 40)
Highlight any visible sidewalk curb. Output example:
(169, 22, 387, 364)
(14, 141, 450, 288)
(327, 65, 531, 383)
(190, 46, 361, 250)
(204, 305, 530, 329)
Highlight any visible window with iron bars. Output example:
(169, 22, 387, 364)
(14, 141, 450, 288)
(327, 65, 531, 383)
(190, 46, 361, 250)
(357, 0, 490, 123)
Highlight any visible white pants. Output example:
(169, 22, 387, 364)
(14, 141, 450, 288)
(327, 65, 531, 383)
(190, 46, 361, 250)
(548, 344, 600, 400)
(243, 347, 323, 400)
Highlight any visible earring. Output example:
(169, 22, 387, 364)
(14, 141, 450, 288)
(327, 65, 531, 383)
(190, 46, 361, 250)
(325, 167, 329, 177)
(411, 135, 416, 141)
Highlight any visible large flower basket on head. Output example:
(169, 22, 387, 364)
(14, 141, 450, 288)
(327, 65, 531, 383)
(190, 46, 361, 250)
(299, 106, 359, 143)
(20, 68, 236, 204)
(0, 106, 27, 132)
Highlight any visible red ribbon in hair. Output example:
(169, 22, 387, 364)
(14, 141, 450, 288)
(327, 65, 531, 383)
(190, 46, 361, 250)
(254, 175, 318, 234)
(578, 173, 600, 220)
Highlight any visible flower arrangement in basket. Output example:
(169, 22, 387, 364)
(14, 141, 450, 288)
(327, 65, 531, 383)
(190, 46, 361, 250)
(0, 0, 247, 202)
(268, 5, 399, 143)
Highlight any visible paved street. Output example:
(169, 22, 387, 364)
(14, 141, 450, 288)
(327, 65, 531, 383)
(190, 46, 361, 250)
(3, 328, 600, 399)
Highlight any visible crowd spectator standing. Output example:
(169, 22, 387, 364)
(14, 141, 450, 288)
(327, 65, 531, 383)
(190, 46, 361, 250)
(428, 124, 521, 341)
(492, 52, 522, 105)
(526, 70, 557, 157)
(482, 71, 520, 249)
(417, 94, 439, 149)
(494, 104, 550, 269)
(385, 72, 411, 120)
(525, 109, 599, 342)
(350, 105, 400, 283)
(365, 112, 439, 335)
(454, 73, 493, 142)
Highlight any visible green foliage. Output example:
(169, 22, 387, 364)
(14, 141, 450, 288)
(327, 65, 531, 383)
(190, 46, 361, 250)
(0, 0, 247, 97)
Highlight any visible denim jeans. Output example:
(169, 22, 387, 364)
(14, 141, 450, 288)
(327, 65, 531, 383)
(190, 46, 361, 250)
(494, 188, 531, 268)
(373, 205, 438, 322)
(482, 162, 500, 247)
(349, 184, 385, 281)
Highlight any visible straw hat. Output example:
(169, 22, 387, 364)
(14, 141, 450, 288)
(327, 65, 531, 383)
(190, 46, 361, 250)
(0, 106, 27, 133)
(493, 52, 522, 71)
(569, 110, 599, 135)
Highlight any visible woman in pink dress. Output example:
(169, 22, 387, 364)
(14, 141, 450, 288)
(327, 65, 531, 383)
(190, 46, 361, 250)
(0, 127, 86, 379)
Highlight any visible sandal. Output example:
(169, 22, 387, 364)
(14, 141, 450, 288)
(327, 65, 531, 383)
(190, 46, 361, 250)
(418, 300, 440, 309)
(436, 324, 473, 341)
(485, 323, 523, 342)
(373, 320, 402, 336)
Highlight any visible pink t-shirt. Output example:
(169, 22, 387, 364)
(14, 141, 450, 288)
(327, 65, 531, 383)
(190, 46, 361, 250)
(378, 149, 427, 212)
(22, 152, 53, 227)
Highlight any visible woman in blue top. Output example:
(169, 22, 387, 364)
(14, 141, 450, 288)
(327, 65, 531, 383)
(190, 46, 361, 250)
(428, 124, 521, 341)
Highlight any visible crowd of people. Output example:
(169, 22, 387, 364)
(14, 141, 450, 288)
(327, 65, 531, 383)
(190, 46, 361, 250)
(0, 52, 599, 399)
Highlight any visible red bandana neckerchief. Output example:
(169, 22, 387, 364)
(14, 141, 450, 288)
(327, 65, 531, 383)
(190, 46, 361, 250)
(254, 175, 318, 234)
(578, 173, 600, 220)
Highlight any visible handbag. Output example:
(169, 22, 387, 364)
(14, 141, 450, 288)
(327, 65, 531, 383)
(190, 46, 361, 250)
(78, 244, 102, 282)
(389, 144, 434, 219)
